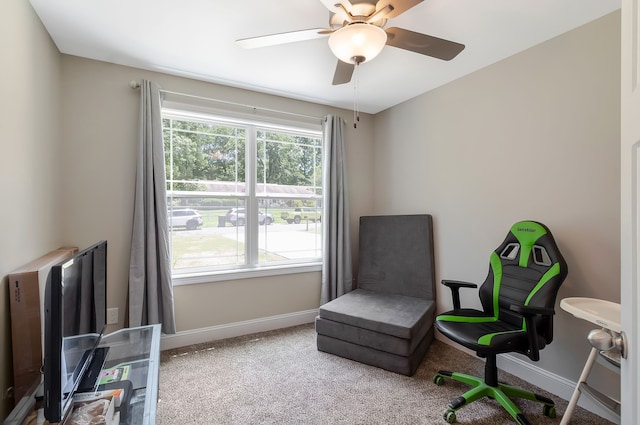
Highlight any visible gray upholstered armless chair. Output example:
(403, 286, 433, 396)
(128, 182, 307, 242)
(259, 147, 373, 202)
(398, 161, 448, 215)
(316, 214, 436, 375)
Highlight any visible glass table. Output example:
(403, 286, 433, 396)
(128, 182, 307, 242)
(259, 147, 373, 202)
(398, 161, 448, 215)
(98, 324, 161, 425)
(4, 324, 161, 425)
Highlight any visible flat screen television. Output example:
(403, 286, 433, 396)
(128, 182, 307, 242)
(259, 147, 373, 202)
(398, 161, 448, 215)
(43, 240, 107, 423)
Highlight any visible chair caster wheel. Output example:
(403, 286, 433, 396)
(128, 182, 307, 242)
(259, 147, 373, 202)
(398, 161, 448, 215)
(543, 404, 556, 418)
(443, 409, 456, 423)
(433, 375, 445, 386)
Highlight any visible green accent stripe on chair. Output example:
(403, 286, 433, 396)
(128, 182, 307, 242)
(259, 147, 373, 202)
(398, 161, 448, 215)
(490, 252, 502, 318)
(477, 330, 524, 346)
(510, 221, 547, 267)
(525, 263, 561, 306)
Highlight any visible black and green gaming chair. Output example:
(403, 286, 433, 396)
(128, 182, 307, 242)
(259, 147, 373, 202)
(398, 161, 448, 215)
(433, 220, 568, 425)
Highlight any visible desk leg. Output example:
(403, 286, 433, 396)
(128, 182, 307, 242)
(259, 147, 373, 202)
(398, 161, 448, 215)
(560, 347, 599, 425)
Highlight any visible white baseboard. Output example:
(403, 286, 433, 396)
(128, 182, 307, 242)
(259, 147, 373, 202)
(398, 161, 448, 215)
(160, 309, 318, 351)
(435, 335, 619, 423)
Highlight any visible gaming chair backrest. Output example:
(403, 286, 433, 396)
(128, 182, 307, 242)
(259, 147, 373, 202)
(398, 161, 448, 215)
(478, 221, 568, 344)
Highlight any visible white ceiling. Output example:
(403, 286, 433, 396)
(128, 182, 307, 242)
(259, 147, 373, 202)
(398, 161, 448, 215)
(29, 0, 620, 114)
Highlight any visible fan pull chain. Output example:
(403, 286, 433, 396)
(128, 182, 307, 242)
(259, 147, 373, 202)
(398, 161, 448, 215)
(353, 62, 360, 129)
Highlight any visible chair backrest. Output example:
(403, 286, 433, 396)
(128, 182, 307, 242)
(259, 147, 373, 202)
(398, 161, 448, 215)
(478, 221, 568, 343)
(357, 214, 435, 300)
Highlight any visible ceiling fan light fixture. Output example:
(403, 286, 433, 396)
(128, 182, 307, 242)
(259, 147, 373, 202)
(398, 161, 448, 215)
(328, 23, 387, 64)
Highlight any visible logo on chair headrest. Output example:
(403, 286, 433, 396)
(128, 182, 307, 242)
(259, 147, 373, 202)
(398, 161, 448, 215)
(517, 227, 536, 233)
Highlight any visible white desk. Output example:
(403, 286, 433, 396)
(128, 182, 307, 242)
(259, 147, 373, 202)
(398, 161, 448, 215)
(560, 297, 621, 424)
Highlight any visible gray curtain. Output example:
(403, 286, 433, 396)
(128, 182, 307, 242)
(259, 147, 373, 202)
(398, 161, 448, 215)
(321, 115, 353, 304)
(128, 79, 176, 334)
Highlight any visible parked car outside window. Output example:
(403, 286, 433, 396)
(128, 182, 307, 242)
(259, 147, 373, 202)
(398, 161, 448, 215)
(225, 208, 274, 226)
(280, 207, 322, 224)
(170, 208, 203, 230)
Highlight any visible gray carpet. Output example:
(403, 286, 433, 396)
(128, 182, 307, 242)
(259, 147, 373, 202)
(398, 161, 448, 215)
(157, 324, 612, 424)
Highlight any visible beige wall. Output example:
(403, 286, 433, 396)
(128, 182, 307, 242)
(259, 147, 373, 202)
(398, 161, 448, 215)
(0, 0, 63, 419)
(374, 11, 621, 396)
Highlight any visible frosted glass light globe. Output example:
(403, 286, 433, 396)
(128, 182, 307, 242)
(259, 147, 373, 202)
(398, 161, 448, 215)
(328, 23, 387, 64)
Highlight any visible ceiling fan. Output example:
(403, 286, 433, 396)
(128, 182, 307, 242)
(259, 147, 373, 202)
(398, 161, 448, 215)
(236, 0, 465, 85)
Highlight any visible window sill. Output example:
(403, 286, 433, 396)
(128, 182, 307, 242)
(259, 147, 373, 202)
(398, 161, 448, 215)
(171, 262, 322, 286)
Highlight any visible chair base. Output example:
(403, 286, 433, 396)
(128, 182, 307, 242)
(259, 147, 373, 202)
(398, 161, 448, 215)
(433, 370, 556, 425)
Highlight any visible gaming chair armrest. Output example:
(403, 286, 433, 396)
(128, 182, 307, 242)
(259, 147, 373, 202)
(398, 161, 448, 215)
(441, 280, 478, 310)
(509, 305, 556, 361)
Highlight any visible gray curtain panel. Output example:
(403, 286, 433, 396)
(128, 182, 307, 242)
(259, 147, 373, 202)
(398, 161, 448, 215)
(128, 79, 176, 334)
(321, 115, 353, 304)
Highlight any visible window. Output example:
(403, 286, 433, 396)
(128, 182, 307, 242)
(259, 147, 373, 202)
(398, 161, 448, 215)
(163, 107, 323, 282)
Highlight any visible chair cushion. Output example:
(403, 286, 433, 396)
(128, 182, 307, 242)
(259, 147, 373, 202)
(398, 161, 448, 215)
(436, 308, 545, 354)
(315, 315, 430, 356)
(318, 289, 436, 340)
(316, 327, 434, 376)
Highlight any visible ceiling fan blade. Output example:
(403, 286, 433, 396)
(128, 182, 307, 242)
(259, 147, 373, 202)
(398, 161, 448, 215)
(385, 27, 465, 61)
(332, 60, 355, 85)
(237, 28, 328, 49)
(376, 0, 423, 19)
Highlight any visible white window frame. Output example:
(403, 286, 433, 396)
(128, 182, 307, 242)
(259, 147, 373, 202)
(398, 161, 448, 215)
(162, 103, 324, 285)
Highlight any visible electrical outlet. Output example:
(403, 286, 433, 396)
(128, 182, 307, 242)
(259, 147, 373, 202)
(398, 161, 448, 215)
(107, 308, 119, 325)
